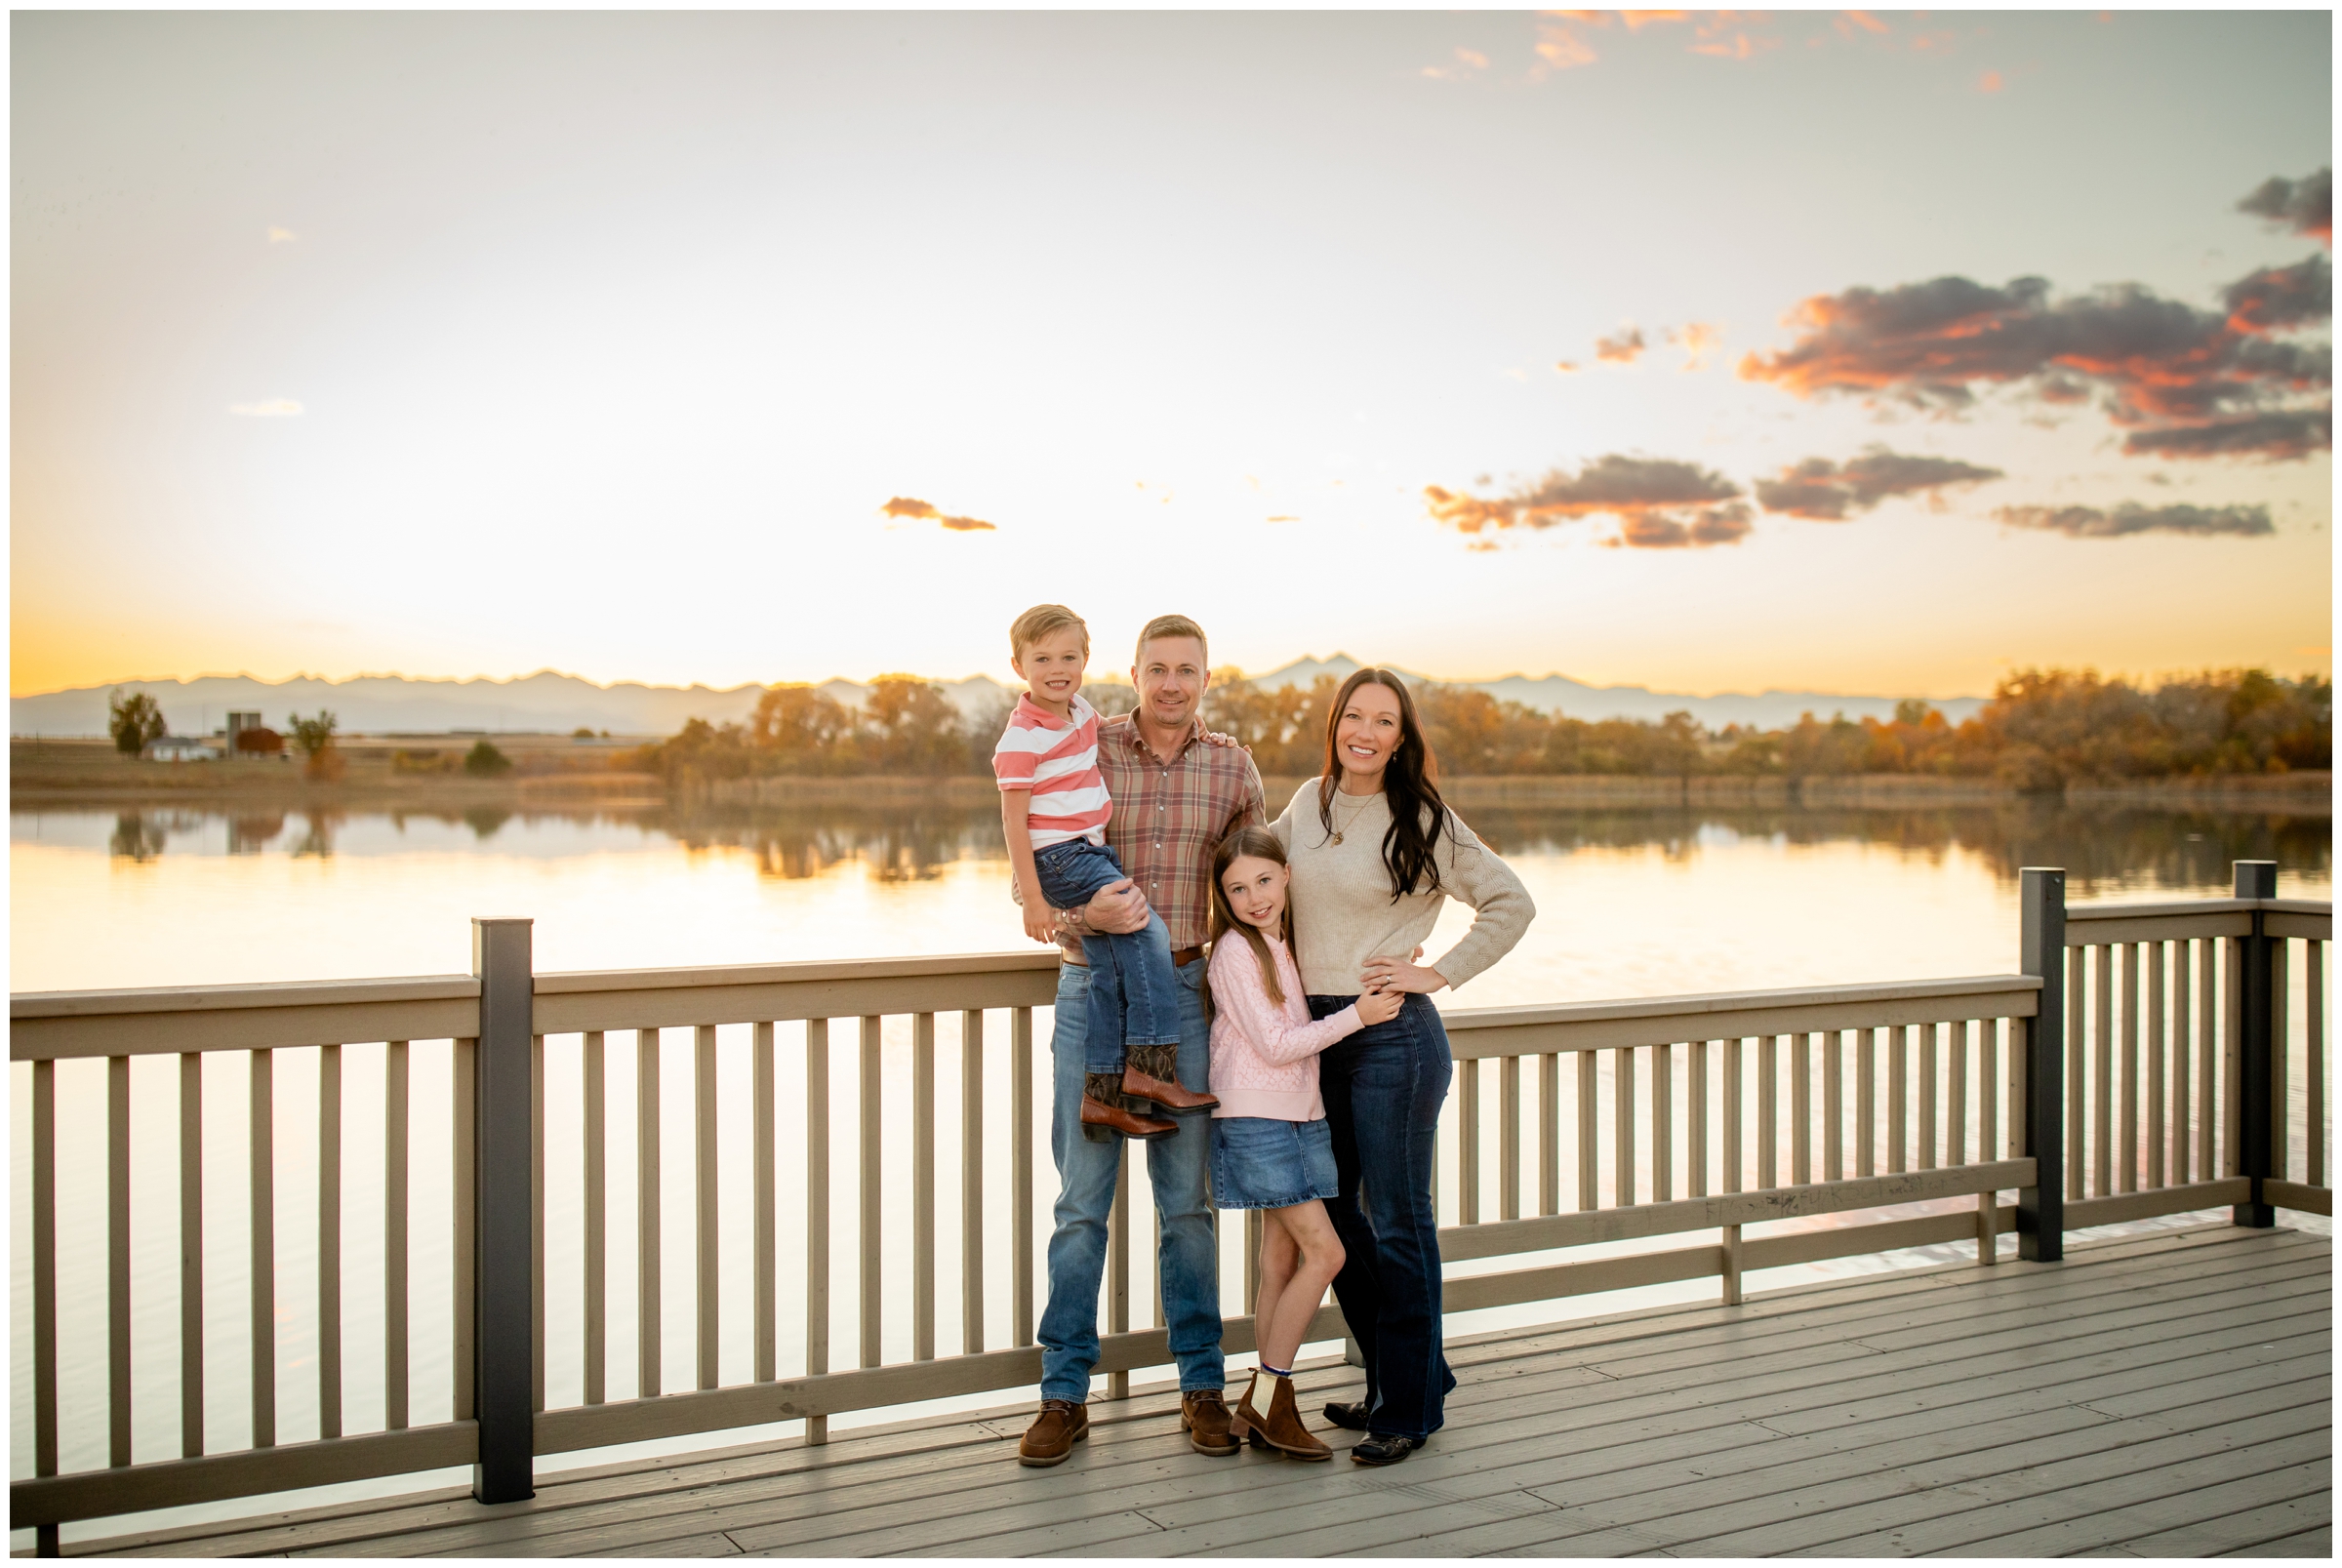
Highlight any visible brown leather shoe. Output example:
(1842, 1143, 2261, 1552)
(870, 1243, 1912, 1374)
(1181, 1387, 1238, 1456)
(1229, 1370, 1331, 1461)
(1122, 1044, 1219, 1112)
(1017, 1398, 1089, 1467)
(1080, 1092, 1177, 1143)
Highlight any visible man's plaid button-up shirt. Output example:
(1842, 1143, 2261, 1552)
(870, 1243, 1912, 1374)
(1058, 710, 1268, 954)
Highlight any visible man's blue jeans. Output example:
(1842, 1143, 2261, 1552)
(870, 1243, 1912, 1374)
(1031, 838, 1184, 1073)
(1038, 958, 1225, 1400)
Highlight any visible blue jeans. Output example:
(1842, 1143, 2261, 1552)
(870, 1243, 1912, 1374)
(1307, 991, 1457, 1440)
(1032, 838, 1183, 1072)
(1039, 958, 1225, 1400)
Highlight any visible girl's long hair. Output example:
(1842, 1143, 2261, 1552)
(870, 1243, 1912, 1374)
(1206, 825, 1294, 1011)
(1316, 666, 1452, 903)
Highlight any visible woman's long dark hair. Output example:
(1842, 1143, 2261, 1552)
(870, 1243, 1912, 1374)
(1316, 667, 1451, 903)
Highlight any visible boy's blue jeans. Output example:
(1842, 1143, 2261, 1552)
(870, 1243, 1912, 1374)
(1039, 959, 1223, 1400)
(1031, 838, 1183, 1074)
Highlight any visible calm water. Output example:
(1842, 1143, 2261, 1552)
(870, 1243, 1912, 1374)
(11, 799, 2332, 1543)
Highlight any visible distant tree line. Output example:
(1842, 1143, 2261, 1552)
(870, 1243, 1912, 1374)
(639, 667, 2330, 790)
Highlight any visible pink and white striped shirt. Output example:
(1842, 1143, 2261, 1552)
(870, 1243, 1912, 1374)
(992, 693, 1113, 849)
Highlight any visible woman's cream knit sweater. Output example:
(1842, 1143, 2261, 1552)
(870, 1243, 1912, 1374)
(1270, 779, 1535, 997)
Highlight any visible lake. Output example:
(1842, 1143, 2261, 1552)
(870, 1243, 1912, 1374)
(11, 796, 2333, 1543)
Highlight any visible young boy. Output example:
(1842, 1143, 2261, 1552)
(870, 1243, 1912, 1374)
(994, 604, 1219, 1142)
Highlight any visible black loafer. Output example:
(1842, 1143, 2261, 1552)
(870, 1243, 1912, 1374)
(1322, 1401, 1371, 1432)
(1351, 1433, 1427, 1466)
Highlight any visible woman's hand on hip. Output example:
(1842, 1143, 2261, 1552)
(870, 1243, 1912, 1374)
(1361, 953, 1448, 994)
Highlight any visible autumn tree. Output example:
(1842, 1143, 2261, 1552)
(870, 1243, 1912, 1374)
(108, 689, 167, 755)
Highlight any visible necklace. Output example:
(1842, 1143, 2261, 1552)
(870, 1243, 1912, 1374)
(1328, 788, 1379, 846)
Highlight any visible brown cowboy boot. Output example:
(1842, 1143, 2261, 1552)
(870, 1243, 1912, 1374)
(1080, 1073, 1176, 1144)
(1230, 1371, 1331, 1461)
(1122, 1043, 1219, 1112)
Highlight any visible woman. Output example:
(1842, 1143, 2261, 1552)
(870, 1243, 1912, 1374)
(1270, 666, 1534, 1466)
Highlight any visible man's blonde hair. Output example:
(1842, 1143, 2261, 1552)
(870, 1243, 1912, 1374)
(1135, 613, 1208, 667)
(1009, 604, 1089, 662)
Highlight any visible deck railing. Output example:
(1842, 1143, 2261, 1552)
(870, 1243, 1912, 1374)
(11, 864, 2329, 1548)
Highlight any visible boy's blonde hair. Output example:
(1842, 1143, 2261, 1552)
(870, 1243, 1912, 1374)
(1009, 604, 1089, 663)
(1135, 613, 1208, 666)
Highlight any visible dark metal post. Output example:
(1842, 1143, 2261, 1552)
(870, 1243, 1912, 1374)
(2017, 868, 2065, 1262)
(471, 918, 537, 1503)
(2233, 862, 2277, 1228)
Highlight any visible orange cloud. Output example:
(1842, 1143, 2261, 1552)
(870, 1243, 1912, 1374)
(1670, 321, 1722, 371)
(1977, 69, 2005, 94)
(1426, 454, 1753, 549)
(1835, 11, 1890, 39)
(879, 496, 996, 532)
(2239, 167, 2332, 245)
(1595, 325, 1646, 364)
(1533, 20, 1599, 70)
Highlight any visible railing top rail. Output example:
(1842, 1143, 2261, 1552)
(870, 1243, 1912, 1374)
(532, 949, 1060, 995)
(11, 973, 478, 1021)
(2065, 896, 2331, 923)
(1443, 972, 2040, 1035)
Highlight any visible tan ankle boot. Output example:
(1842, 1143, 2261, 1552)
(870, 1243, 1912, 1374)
(1122, 1043, 1219, 1112)
(1231, 1370, 1331, 1461)
(1080, 1074, 1176, 1144)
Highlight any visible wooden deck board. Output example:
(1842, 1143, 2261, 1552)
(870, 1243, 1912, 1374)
(44, 1224, 2327, 1560)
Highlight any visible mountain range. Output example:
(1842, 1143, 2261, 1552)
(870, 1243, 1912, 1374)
(9, 657, 1984, 739)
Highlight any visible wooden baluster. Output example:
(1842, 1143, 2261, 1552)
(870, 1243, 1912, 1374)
(384, 1041, 409, 1431)
(2108, 945, 2126, 1207)
(1687, 1040, 1709, 1199)
(1500, 1055, 1521, 1223)
(453, 1038, 476, 1424)
(1457, 1058, 1480, 1226)
(1723, 1038, 1743, 1194)
(1946, 1023, 1967, 1170)
(182, 1053, 206, 1456)
(319, 1043, 343, 1440)
(2204, 940, 2223, 1180)
(1108, 1142, 1129, 1400)
(584, 1032, 605, 1406)
(1916, 1025, 1935, 1173)
(913, 1013, 936, 1363)
(2147, 944, 2167, 1188)
(1576, 1052, 1598, 1211)
(1856, 1027, 1876, 1178)
(754, 1022, 777, 1384)
(2272, 940, 2291, 1181)
(1793, 1033, 1812, 1186)
(110, 1055, 133, 1467)
(2005, 1013, 2026, 1161)
(252, 1048, 276, 1448)
(635, 1028, 661, 1400)
(33, 1058, 58, 1551)
(860, 1016, 882, 1369)
(1012, 1008, 1034, 1349)
(1652, 1043, 1674, 1203)
(2119, 944, 2140, 1194)
(696, 1025, 719, 1391)
(1887, 1026, 1908, 1175)
(532, 1036, 546, 1413)
(2224, 939, 2242, 1178)
(2173, 947, 2194, 1186)
(1824, 1030, 1844, 1182)
(1244, 1208, 1262, 1314)
(1757, 1036, 1778, 1189)
(960, 1011, 986, 1355)
(1613, 1046, 1635, 1206)
(1979, 1019, 1999, 1167)
(2308, 942, 2326, 1189)
(2067, 947, 2087, 1196)
(805, 1020, 830, 1445)
(1538, 1052, 1559, 1217)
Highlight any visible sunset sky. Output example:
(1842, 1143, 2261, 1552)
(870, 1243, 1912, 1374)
(11, 10, 2332, 702)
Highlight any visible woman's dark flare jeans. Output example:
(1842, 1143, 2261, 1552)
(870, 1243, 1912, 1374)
(1306, 990, 1459, 1441)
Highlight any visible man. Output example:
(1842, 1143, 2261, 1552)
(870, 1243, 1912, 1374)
(1014, 614, 1267, 1467)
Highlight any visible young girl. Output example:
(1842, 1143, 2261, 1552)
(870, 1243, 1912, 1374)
(1205, 825, 1403, 1460)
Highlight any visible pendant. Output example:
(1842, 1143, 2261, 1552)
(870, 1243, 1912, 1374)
(1330, 832, 1343, 845)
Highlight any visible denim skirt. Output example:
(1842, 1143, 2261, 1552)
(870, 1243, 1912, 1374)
(1210, 1115, 1340, 1210)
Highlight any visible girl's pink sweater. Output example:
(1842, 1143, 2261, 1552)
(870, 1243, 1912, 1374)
(1206, 933, 1364, 1121)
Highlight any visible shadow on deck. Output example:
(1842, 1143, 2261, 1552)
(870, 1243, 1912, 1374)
(69, 1224, 2332, 1559)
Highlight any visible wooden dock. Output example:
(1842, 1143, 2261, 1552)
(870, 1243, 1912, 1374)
(67, 1223, 2329, 1558)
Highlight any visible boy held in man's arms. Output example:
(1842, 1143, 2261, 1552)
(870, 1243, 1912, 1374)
(994, 604, 1219, 1142)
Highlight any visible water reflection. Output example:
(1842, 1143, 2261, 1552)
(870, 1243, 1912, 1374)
(63, 797, 2334, 897)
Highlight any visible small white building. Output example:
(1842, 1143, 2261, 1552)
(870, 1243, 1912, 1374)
(145, 736, 221, 763)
